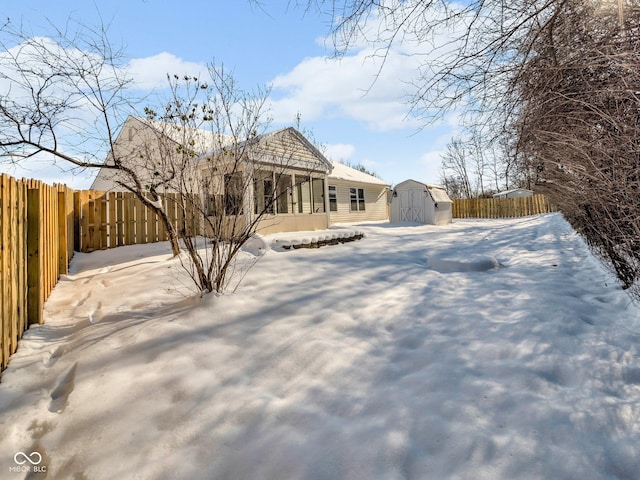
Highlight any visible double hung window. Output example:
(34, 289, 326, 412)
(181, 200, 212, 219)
(349, 187, 365, 211)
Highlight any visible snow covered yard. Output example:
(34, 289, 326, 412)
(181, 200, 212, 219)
(1, 213, 640, 479)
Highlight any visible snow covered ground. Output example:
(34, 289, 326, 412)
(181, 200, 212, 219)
(1, 213, 640, 479)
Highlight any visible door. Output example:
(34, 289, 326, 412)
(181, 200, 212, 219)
(399, 189, 424, 222)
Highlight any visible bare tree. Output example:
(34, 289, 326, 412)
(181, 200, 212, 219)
(301, 0, 640, 296)
(441, 127, 533, 197)
(0, 19, 332, 294)
(0, 20, 183, 255)
(146, 67, 332, 293)
(513, 2, 640, 293)
(439, 138, 472, 199)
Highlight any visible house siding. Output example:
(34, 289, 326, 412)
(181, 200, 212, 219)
(329, 179, 388, 224)
(255, 214, 329, 235)
(91, 117, 204, 193)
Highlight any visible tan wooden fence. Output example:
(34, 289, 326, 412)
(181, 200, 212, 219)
(1, 175, 202, 372)
(452, 194, 556, 219)
(73, 191, 200, 253)
(1, 175, 75, 371)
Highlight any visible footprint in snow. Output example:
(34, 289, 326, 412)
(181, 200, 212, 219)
(88, 302, 104, 324)
(72, 290, 92, 307)
(45, 346, 66, 367)
(49, 363, 78, 414)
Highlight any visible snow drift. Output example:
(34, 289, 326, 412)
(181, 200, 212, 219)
(1, 213, 639, 479)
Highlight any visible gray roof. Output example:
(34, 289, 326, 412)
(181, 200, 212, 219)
(329, 161, 390, 186)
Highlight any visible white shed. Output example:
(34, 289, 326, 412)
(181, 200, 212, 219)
(492, 188, 534, 198)
(390, 180, 453, 225)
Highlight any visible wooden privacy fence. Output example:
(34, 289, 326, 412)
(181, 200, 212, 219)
(1, 175, 202, 372)
(74, 191, 200, 253)
(1, 175, 74, 371)
(452, 194, 556, 219)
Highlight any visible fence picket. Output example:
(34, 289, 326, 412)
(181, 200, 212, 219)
(108, 192, 117, 249)
(1, 175, 10, 368)
(453, 194, 555, 219)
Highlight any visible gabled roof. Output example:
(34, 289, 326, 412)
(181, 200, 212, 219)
(91, 120, 335, 191)
(128, 116, 232, 154)
(251, 127, 333, 172)
(198, 126, 333, 173)
(394, 179, 453, 203)
(329, 161, 390, 186)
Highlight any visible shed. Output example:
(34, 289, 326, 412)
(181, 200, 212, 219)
(390, 180, 453, 225)
(492, 188, 534, 199)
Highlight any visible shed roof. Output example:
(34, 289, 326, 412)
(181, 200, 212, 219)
(428, 185, 454, 204)
(394, 179, 453, 203)
(329, 161, 390, 186)
(492, 188, 534, 197)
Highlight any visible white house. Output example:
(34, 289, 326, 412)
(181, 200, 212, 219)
(197, 127, 333, 236)
(492, 188, 534, 198)
(389, 180, 453, 225)
(327, 162, 390, 225)
(90, 117, 335, 236)
(91, 116, 224, 192)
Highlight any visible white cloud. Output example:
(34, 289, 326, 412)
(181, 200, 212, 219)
(268, 3, 473, 132)
(269, 50, 421, 131)
(324, 143, 356, 162)
(0, 154, 96, 189)
(127, 52, 206, 90)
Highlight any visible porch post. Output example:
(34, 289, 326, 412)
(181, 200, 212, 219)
(243, 166, 253, 226)
(324, 173, 330, 227)
(291, 173, 297, 215)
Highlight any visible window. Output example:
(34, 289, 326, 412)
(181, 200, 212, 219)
(296, 176, 310, 213)
(224, 173, 243, 215)
(350, 187, 365, 211)
(253, 172, 275, 215)
(328, 185, 337, 212)
(276, 174, 291, 214)
(204, 194, 222, 217)
(263, 178, 274, 214)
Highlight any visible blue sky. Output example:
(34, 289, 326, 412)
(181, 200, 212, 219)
(1, 0, 458, 188)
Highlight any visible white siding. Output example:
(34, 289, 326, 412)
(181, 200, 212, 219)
(329, 179, 388, 224)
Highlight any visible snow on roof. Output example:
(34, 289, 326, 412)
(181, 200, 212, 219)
(428, 185, 453, 204)
(395, 179, 453, 203)
(130, 116, 232, 154)
(329, 161, 390, 186)
(492, 188, 534, 197)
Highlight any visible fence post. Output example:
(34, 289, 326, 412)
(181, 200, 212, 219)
(116, 192, 124, 247)
(8, 178, 18, 357)
(125, 193, 135, 246)
(80, 190, 91, 252)
(1, 175, 9, 369)
(108, 192, 117, 249)
(27, 186, 43, 325)
(73, 190, 81, 252)
(58, 188, 69, 275)
(99, 191, 107, 249)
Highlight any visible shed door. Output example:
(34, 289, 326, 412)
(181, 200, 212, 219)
(399, 189, 424, 222)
